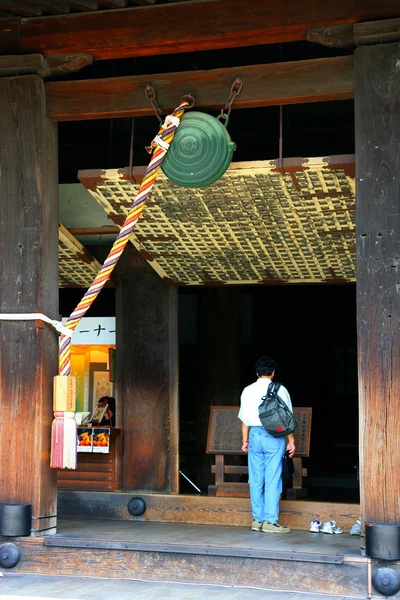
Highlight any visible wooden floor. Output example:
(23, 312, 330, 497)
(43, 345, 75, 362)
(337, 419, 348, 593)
(54, 518, 361, 558)
(0, 574, 363, 600)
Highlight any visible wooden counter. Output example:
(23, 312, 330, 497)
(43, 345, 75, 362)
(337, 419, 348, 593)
(57, 429, 122, 492)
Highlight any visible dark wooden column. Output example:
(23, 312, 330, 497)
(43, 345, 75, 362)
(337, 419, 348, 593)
(195, 288, 242, 491)
(0, 75, 59, 534)
(355, 42, 400, 546)
(116, 271, 179, 493)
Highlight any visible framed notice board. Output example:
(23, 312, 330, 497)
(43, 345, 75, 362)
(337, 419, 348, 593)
(206, 407, 244, 454)
(206, 406, 312, 457)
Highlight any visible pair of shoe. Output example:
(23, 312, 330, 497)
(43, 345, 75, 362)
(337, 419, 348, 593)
(310, 519, 343, 534)
(252, 520, 291, 534)
(350, 518, 361, 535)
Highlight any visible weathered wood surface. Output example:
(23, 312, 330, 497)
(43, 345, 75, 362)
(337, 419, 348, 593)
(57, 491, 360, 532)
(354, 42, 400, 545)
(214, 482, 250, 497)
(116, 272, 179, 492)
(211, 464, 248, 474)
(50, 517, 360, 556)
(0, 53, 92, 79)
(0, 53, 46, 76)
(0, 75, 58, 534)
(307, 17, 400, 48)
(1, 0, 399, 60)
(0, 537, 369, 596)
(45, 56, 354, 121)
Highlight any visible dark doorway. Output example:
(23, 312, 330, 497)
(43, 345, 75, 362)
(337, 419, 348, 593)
(178, 284, 359, 502)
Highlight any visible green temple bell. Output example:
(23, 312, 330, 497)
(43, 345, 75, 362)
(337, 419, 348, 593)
(162, 111, 236, 188)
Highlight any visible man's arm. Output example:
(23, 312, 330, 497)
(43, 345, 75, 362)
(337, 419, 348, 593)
(241, 422, 249, 453)
(286, 433, 296, 458)
(281, 385, 295, 457)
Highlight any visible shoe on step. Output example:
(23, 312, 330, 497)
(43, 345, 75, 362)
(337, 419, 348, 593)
(310, 519, 322, 533)
(350, 518, 361, 535)
(262, 521, 291, 534)
(321, 520, 342, 534)
(251, 520, 263, 532)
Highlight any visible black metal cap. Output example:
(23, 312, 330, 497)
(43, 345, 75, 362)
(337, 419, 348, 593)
(366, 522, 400, 560)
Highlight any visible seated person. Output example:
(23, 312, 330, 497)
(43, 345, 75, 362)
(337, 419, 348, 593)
(96, 396, 116, 427)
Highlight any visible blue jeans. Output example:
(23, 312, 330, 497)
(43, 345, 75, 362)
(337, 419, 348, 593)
(248, 426, 286, 523)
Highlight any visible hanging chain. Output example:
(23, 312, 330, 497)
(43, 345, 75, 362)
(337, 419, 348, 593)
(180, 93, 195, 109)
(220, 77, 244, 121)
(145, 84, 163, 123)
(145, 87, 195, 123)
(128, 117, 135, 176)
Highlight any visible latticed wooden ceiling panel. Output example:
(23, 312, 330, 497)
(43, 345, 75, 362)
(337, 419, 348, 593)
(59, 223, 104, 288)
(79, 157, 355, 285)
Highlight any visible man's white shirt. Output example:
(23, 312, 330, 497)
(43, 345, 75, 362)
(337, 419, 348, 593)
(238, 378, 292, 427)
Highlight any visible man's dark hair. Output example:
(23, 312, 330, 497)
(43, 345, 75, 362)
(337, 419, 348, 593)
(255, 356, 277, 376)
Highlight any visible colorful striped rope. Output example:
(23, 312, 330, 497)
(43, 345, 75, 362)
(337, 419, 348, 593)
(59, 99, 190, 376)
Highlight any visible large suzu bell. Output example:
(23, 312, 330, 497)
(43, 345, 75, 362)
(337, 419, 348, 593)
(162, 112, 236, 188)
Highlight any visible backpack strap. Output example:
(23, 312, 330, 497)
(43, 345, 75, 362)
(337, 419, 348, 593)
(266, 381, 281, 398)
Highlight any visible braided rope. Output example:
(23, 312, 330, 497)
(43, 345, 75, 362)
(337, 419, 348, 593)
(59, 100, 190, 376)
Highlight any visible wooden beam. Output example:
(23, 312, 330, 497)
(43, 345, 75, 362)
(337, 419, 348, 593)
(0, 53, 47, 77)
(68, 227, 119, 235)
(355, 41, 400, 548)
(0, 53, 92, 78)
(0, 75, 58, 534)
(307, 17, 400, 48)
(1, 0, 400, 60)
(45, 56, 354, 121)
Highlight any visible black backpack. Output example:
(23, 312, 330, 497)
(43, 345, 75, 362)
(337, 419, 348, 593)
(258, 381, 297, 438)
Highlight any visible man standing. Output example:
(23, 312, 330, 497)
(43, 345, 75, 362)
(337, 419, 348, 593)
(239, 356, 295, 533)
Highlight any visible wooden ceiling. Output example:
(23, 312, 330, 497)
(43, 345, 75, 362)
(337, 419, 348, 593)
(0, 0, 187, 18)
(79, 157, 356, 286)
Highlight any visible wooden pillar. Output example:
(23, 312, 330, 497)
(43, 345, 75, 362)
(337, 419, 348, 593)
(196, 288, 242, 491)
(116, 272, 179, 493)
(0, 75, 59, 534)
(355, 42, 400, 547)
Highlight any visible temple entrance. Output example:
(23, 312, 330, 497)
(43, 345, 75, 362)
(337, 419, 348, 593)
(179, 284, 359, 503)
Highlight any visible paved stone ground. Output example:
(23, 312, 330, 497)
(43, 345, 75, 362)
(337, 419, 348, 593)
(0, 574, 365, 600)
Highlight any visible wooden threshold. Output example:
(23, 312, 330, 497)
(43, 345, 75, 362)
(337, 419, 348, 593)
(58, 491, 360, 532)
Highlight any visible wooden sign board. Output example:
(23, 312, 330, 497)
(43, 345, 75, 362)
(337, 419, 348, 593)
(206, 406, 312, 457)
(293, 407, 312, 457)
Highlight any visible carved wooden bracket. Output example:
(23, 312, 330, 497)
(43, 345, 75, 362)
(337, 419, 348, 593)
(0, 53, 93, 79)
(307, 17, 400, 48)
